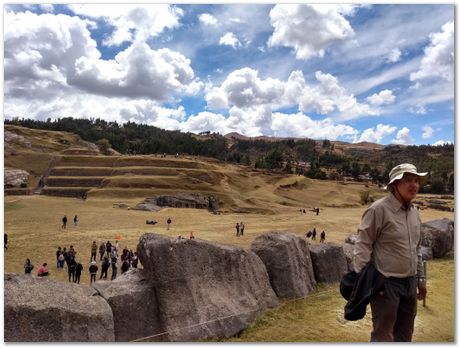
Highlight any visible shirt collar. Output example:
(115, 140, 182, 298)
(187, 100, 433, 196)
(387, 192, 413, 212)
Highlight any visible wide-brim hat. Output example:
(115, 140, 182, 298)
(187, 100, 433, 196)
(385, 163, 428, 190)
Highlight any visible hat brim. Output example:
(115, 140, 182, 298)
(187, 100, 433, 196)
(385, 171, 428, 190)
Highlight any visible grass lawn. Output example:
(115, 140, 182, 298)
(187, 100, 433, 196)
(3, 194, 455, 342)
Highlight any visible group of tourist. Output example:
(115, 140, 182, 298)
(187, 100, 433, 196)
(61, 215, 79, 229)
(24, 239, 139, 284)
(298, 207, 320, 215)
(305, 228, 326, 243)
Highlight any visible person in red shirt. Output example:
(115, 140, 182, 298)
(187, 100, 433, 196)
(37, 263, 49, 277)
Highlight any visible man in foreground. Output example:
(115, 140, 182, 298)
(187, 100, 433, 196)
(353, 163, 428, 342)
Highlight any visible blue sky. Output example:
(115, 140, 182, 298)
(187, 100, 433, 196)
(3, 3, 454, 145)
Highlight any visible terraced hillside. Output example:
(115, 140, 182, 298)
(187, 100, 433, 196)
(5, 125, 386, 212)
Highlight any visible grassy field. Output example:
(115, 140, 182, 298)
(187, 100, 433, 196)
(3, 192, 454, 342)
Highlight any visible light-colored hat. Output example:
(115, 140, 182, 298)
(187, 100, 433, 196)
(385, 163, 428, 189)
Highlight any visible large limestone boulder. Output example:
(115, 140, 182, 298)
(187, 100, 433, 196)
(137, 233, 278, 341)
(309, 243, 348, 283)
(4, 273, 114, 342)
(421, 218, 454, 258)
(92, 269, 163, 342)
(250, 232, 316, 298)
(4, 167, 29, 188)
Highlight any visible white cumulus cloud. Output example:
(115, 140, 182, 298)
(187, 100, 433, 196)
(67, 4, 183, 46)
(219, 32, 242, 48)
(392, 127, 413, 145)
(199, 13, 217, 26)
(366, 89, 396, 105)
(268, 4, 357, 60)
(422, 126, 434, 139)
(410, 21, 454, 82)
(386, 48, 402, 63)
(356, 124, 397, 143)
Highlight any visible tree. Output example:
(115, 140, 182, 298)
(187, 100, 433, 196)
(96, 138, 111, 154)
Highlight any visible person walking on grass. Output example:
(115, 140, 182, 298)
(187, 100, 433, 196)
(90, 241, 98, 262)
(62, 215, 68, 229)
(74, 260, 83, 284)
(111, 256, 118, 281)
(73, 215, 79, 227)
(167, 217, 172, 230)
(235, 222, 240, 237)
(4, 233, 8, 250)
(240, 222, 245, 236)
(106, 240, 112, 258)
(311, 228, 316, 241)
(353, 163, 427, 342)
(100, 256, 110, 279)
(68, 257, 76, 282)
(56, 246, 62, 268)
(99, 242, 106, 261)
(89, 261, 98, 283)
(320, 230, 326, 243)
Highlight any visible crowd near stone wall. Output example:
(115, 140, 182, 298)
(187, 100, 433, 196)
(4, 218, 453, 342)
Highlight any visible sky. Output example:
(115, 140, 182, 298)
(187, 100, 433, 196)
(3, 3, 455, 146)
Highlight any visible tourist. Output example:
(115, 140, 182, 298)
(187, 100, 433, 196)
(90, 241, 97, 262)
(353, 163, 427, 342)
(68, 257, 77, 282)
(131, 252, 139, 269)
(24, 258, 34, 274)
(320, 230, 326, 243)
(74, 260, 83, 283)
(37, 263, 49, 277)
(312, 228, 316, 241)
(111, 256, 118, 281)
(106, 240, 112, 258)
(167, 217, 172, 230)
(62, 215, 68, 229)
(89, 261, 98, 283)
(121, 259, 130, 274)
(100, 256, 110, 279)
(190, 231, 195, 239)
(58, 252, 65, 269)
(4, 233, 8, 250)
(73, 215, 79, 227)
(240, 222, 245, 236)
(55, 246, 62, 268)
(235, 222, 240, 237)
(98, 242, 106, 261)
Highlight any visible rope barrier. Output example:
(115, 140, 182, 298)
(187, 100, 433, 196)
(130, 286, 338, 342)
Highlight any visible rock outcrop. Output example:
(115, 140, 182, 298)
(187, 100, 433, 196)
(137, 233, 278, 341)
(250, 232, 316, 298)
(92, 269, 163, 342)
(4, 167, 30, 188)
(133, 193, 219, 212)
(421, 218, 454, 258)
(309, 243, 348, 283)
(4, 273, 115, 342)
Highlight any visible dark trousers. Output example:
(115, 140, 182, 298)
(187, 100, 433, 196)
(90, 252, 96, 262)
(74, 273, 81, 284)
(68, 270, 75, 282)
(100, 268, 108, 279)
(90, 273, 96, 283)
(370, 276, 417, 342)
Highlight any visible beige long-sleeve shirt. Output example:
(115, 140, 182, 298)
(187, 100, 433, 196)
(353, 193, 424, 278)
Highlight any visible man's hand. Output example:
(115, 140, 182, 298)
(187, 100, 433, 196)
(417, 280, 427, 300)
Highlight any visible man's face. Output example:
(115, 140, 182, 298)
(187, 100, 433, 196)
(395, 173, 420, 202)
